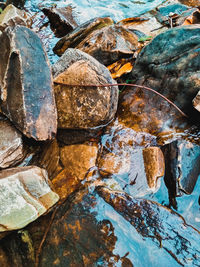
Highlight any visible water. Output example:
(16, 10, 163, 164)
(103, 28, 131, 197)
(26, 0, 166, 23)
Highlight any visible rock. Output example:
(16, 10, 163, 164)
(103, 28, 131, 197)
(178, 0, 200, 7)
(131, 25, 200, 120)
(162, 139, 200, 197)
(53, 48, 118, 129)
(74, 24, 142, 66)
(0, 118, 24, 168)
(0, 166, 59, 232)
(6, 0, 26, 9)
(97, 186, 200, 266)
(42, 5, 78, 37)
(0, 4, 31, 31)
(53, 17, 114, 56)
(31, 139, 62, 181)
(142, 147, 165, 188)
(59, 142, 98, 181)
(57, 128, 102, 145)
(0, 25, 57, 140)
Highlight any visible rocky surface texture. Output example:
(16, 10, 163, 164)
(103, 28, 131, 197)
(0, 166, 59, 232)
(53, 48, 118, 129)
(131, 25, 200, 121)
(0, 25, 57, 140)
(0, 0, 200, 266)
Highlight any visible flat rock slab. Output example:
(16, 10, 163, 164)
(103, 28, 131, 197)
(0, 25, 57, 140)
(132, 25, 200, 120)
(53, 48, 118, 129)
(0, 166, 59, 232)
(0, 119, 24, 168)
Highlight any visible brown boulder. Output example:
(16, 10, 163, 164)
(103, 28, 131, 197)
(53, 48, 118, 129)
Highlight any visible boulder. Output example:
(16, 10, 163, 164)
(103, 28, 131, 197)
(0, 25, 57, 140)
(0, 4, 31, 31)
(0, 166, 59, 232)
(42, 5, 78, 37)
(162, 139, 200, 196)
(53, 17, 114, 56)
(53, 48, 118, 129)
(131, 25, 200, 120)
(0, 118, 24, 168)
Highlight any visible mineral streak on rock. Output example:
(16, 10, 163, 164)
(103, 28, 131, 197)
(0, 25, 57, 140)
(96, 186, 200, 266)
(0, 166, 59, 232)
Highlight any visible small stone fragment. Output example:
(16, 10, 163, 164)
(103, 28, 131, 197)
(0, 25, 57, 140)
(0, 166, 59, 232)
(42, 5, 78, 37)
(53, 48, 118, 129)
(0, 118, 24, 168)
(0, 4, 31, 31)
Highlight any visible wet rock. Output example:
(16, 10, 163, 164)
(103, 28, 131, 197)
(142, 147, 165, 188)
(53, 48, 118, 129)
(131, 25, 200, 120)
(97, 186, 200, 266)
(31, 139, 62, 181)
(57, 128, 102, 145)
(74, 24, 142, 66)
(0, 118, 24, 168)
(178, 0, 200, 7)
(6, 0, 26, 9)
(60, 142, 98, 181)
(162, 139, 200, 196)
(42, 5, 78, 37)
(53, 17, 114, 56)
(0, 25, 57, 140)
(0, 166, 59, 232)
(0, 4, 31, 31)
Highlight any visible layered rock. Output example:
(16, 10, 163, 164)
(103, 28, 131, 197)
(0, 25, 57, 140)
(0, 4, 31, 31)
(131, 25, 200, 120)
(0, 166, 59, 232)
(53, 48, 118, 129)
(0, 118, 24, 168)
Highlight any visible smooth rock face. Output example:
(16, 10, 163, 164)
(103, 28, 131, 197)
(75, 24, 141, 65)
(0, 25, 57, 140)
(0, 119, 24, 168)
(53, 48, 118, 129)
(42, 6, 78, 37)
(132, 25, 200, 120)
(0, 166, 59, 232)
(162, 139, 200, 196)
(0, 4, 31, 31)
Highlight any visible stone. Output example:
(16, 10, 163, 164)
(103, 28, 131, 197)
(0, 118, 24, 168)
(53, 48, 118, 129)
(131, 25, 200, 121)
(178, 0, 200, 7)
(60, 142, 98, 181)
(0, 4, 31, 31)
(162, 139, 200, 197)
(97, 186, 200, 267)
(6, 0, 26, 9)
(75, 24, 142, 65)
(0, 166, 59, 232)
(0, 25, 57, 140)
(53, 17, 114, 56)
(42, 5, 78, 37)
